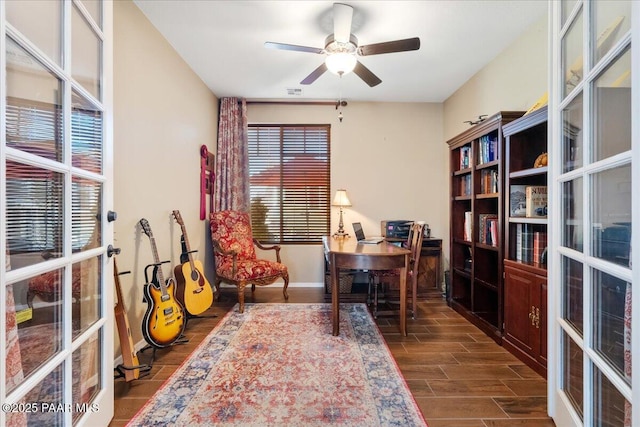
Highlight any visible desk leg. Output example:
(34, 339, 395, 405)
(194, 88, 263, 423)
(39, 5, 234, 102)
(399, 254, 409, 337)
(330, 254, 340, 336)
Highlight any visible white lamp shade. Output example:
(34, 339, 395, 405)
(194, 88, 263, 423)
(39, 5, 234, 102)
(325, 53, 357, 75)
(332, 189, 352, 207)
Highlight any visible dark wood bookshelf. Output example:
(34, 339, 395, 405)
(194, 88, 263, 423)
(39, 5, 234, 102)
(447, 111, 524, 343)
(502, 105, 548, 377)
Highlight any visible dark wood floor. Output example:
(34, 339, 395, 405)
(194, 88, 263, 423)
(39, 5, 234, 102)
(110, 286, 555, 427)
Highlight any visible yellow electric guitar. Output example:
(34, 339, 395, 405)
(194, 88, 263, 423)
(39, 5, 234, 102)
(139, 218, 185, 348)
(172, 210, 214, 316)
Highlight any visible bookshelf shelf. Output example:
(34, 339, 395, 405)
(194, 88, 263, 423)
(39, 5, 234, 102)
(508, 217, 548, 225)
(452, 267, 471, 279)
(510, 166, 548, 179)
(476, 243, 499, 251)
(475, 279, 498, 291)
(476, 193, 498, 199)
(447, 111, 523, 343)
(476, 160, 499, 170)
(502, 105, 548, 377)
(454, 168, 472, 176)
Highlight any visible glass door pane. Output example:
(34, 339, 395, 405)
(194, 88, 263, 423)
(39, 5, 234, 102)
(6, 0, 63, 67)
(562, 9, 584, 97)
(2, 1, 112, 425)
(71, 5, 101, 100)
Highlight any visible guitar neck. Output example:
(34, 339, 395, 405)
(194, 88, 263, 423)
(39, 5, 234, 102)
(114, 259, 126, 315)
(179, 224, 196, 271)
(148, 235, 169, 296)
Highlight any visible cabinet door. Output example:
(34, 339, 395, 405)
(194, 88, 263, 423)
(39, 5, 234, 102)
(417, 249, 441, 293)
(504, 266, 537, 355)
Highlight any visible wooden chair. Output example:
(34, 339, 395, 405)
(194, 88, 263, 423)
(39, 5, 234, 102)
(209, 210, 289, 313)
(369, 221, 425, 319)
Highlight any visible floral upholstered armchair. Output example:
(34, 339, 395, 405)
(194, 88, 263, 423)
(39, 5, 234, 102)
(210, 210, 289, 313)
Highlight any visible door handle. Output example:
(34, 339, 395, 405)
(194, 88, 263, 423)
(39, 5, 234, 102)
(107, 245, 120, 258)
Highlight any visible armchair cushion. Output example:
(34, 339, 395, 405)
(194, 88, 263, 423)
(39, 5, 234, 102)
(216, 258, 287, 281)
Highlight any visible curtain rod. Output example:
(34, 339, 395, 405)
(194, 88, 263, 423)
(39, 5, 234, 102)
(245, 100, 340, 106)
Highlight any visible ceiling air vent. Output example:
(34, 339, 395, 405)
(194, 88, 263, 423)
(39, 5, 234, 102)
(286, 88, 303, 96)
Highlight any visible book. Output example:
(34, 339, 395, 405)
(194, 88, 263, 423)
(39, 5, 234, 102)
(516, 223, 523, 262)
(478, 214, 497, 245)
(459, 146, 471, 169)
(480, 170, 499, 194)
(510, 185, 527, 217)
(533, 231, 547, 265)
(460, 175, 471, 196)
(521, 224, 534, 263)
(463, 211, 472, 242)
(477, 135, 498, 165)
(489, 219, 498, 247)
(525, 186, 547, 218)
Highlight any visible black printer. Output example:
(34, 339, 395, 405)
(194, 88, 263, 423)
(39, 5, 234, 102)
(380, 220, 412, 239)
(381, 220, 432, 240)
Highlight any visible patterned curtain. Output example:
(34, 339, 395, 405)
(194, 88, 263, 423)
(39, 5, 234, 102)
(214, 98, 250, 212)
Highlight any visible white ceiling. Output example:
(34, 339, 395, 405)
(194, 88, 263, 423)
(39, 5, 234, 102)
(133, 1, 547, 103)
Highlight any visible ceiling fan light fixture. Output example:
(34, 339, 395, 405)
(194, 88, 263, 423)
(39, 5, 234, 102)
(325, 52, 357, 75)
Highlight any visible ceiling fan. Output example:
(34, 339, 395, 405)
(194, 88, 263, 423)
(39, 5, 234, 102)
(265, 3, 420, 87)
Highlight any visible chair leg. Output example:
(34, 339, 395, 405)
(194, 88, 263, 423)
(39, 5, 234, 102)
(214, 278, 222, 301)
(237, 282, 246, 313)
(282, 273, 289, 300)
(373, 277, 379, 319)
(412, 277, 418, 320)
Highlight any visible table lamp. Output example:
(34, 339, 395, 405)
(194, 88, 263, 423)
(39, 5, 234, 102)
(332, 189, 352, 238)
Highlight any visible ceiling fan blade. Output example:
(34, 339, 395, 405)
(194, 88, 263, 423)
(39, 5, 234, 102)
(264, 41, 324, 55)
(333, 3, 353, 43)
(353, 61, 382, 87)
(357, 37, 421, 56)
(301, 63, 328, 85)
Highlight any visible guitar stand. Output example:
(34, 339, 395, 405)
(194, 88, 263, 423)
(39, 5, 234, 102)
(143, 260, 171, 286)
(114, 361, 152, 381)
(138, 334, 190, 366)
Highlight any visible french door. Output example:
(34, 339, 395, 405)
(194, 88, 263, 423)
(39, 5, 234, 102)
(1, 1, 113, 426)
(549, 1, 637, 426)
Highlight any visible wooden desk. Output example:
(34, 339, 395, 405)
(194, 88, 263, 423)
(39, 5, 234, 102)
(323, 236, 410, 336)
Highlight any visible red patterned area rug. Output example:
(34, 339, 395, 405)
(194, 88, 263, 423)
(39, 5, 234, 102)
(127, 303, 427, 426)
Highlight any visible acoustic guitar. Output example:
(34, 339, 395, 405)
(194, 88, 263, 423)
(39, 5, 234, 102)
(113, 258, 141, 382)
(139, 218, 186, 348)
(172, 210, 214, 316)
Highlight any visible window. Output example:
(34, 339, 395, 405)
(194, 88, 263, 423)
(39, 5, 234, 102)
(248, 124, 330, 244)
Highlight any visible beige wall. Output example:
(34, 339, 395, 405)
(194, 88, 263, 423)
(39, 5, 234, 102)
(443, 16, 548, 140)
(248, 102, 446, 286)
(440, 15, 548, 271)
(113, 0, 218, 355)
(110, 2, 548, 356)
